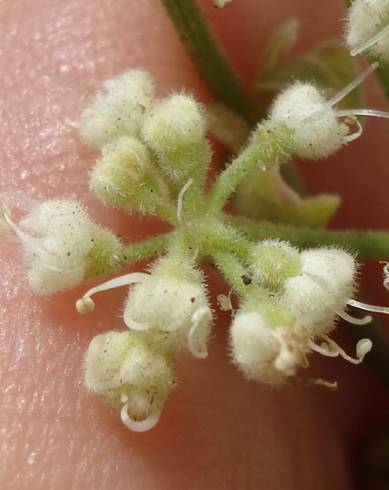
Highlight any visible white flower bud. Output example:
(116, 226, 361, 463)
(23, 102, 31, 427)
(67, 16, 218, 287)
(124, 269, 213, 358)
(142, 94, 210, 180)
(269, 82, 346, 160)
(250, 239, 301, 290)
(280, 248, 358, 333)
(79, 70, 154, 148)
(84, 331, 175, 432)
(5, 199, 121, 294)
(346, 0, 389, 60)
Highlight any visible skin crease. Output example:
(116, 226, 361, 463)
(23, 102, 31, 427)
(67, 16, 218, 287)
(0, 0, 388, 488)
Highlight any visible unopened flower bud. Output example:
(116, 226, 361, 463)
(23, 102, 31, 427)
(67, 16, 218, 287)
(142, 94, 211, 181)
(79, 70, 154, 148)
(250, 240, 301, 290)
(90, 136, 163, 214)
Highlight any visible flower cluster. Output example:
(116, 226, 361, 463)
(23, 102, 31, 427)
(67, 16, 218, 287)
(3, 1, 389, 432)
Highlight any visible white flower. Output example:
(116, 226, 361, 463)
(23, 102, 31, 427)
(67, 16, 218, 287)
(230, 311, 308, 384)
(76, 258, 214, 359)
(269, 62, 389, 160)
(346, 0, 389, 60)
(270, 82, 346, 159)
(84, 330, 175, 432)
(2, 199, 119, 295)
(124, 273, 213, 358)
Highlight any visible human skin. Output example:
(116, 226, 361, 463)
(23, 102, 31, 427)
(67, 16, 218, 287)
(0, 1, 388, 489)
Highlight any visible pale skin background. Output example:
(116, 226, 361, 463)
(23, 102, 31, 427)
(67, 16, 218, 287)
(1, 0, 389, 488)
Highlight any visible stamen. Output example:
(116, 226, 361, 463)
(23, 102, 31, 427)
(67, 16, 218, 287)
(307, 378, 338, 391)
(120, 403, 161, 432)
(342, 117, 363, 143)
(379, 261, 389, 291)
(0, 191, 39, 209)
(348, 298, 389, 315)
(328, 62, 379, 106)
(308, 339, 339, 358)
(2, 210, 65, 271)
(76, 272, 149, 314)
(333, 307, 372, 325)
(217, 292, 233, 312)
(188, 307, 212, 359)
(337, 108, 389, 120)
(351, 24, 389, 57)
(319, 334, 372, 365)
(123, 315, 150, 331)
(177, 178, 193, 226)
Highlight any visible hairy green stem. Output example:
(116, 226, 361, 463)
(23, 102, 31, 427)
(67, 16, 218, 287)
(160, 0, 252, 121)
(120, 233, 172, 266)
(212, 250, 256, 297)
(208, 123, 292, 213)
(229, 215, 389, 259)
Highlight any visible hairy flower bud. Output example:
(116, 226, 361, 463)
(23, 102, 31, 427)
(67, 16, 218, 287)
(250, 239, 301, 290)
(269, 82, 346, 159)
(142, 94, 211, 181)
(90, 136, 165, 214)
(79, 70, 154, 148)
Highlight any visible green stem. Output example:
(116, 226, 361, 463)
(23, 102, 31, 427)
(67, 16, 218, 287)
(160, 0, 252, 121)
(212, 250, 256, 297)
(120, 233, 172, 266)
(212, 250, 295, 327)
(228, 215, 389, 259)
(208, 123, 292, 214)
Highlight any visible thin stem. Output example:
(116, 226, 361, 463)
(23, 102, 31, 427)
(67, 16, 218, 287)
(120, 233, 172, 267)
(160, 0, 252, 122)
(199, 219, 253, 261)
(207, 123, 292, 214)
(228, 215, 389, 259)
(212, 250, 256, 297)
